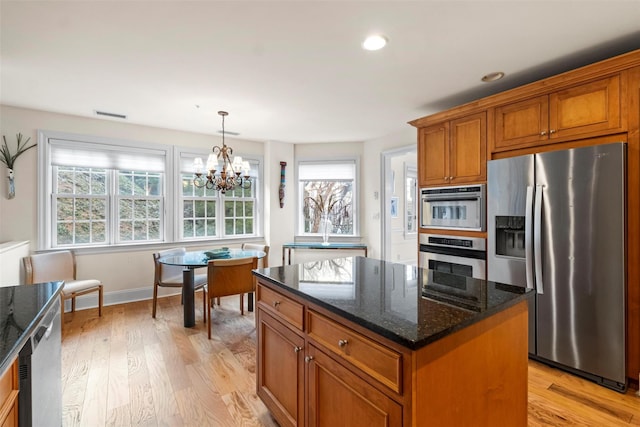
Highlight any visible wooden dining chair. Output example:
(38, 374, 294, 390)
(152, 247, 207, 322)
(240, 243, 269, 312)
(23, 250, 103, 325)
(206, 256, 258, 339)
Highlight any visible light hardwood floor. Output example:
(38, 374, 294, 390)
(62, 296, 640, 426)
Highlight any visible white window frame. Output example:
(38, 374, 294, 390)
(175, 147, 263, 242)
(296, 158, 360, 238)
(38, 130, 173, 250)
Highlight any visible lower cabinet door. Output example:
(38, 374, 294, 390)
(307, 344, 402, 427)
(257, 310, 305, 427)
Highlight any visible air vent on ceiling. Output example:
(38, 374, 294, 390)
(95, 110, 127, 119)
(219, 130, 239, 136)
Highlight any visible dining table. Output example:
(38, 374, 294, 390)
(158, 248, 266, 327)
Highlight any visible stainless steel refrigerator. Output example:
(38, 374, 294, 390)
(487, 142, 626, 392)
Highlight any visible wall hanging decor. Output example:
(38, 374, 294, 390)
(0, 133, 36, 199)
(279, 161, 287, 208)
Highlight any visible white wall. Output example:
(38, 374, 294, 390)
(361, 127, 417, 259)
(0, 104, 417, 307)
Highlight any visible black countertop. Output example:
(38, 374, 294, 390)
(253, 256, 532, 350)
(0, 281, 63, 375)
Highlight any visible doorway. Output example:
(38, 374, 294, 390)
(381, 145, 417, 265)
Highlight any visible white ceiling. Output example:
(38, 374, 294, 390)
(1, 1, 640, 144)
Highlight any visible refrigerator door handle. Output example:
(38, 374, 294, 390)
(534, 184, 544, 294)
(525, 185, 535, 290)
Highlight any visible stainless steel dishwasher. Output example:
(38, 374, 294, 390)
(19, 302, 62, 427)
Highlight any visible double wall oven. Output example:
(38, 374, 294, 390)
(419, 184, 487, 281)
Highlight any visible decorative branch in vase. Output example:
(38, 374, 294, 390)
(0, 133, 36, 199)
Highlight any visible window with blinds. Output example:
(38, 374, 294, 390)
(48, 138, 167, 247)
(297, 160, 357, 236)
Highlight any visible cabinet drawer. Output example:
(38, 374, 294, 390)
(257, 284, 304, 331)
(307, 310, 402, 394)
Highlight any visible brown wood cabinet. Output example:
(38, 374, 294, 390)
(412, 49, 640, 387)
(418, 112, 486, 187)
(492, 74, 622, 152)
(257, 310, 304, 427)
(0, 360, 18, 427)
(306, 344, 403, 427)
(256, 279, 529, 426)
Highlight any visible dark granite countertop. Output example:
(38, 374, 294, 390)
(0, 281, 63, 376)
(253, 256, 532, 350)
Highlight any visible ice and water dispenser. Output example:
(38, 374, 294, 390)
(494, 216, 526, 258)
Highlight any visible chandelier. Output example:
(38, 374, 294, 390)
(193, 111, 251, 193)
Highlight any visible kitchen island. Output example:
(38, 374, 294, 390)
(0, 281, 63, 427)
(253, 256, 532, 427)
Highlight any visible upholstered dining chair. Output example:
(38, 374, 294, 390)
(241, 243, 270, 268)
(23, 250, 103, 325)
(152, 247, 207, 322)
(206, 256, 258, 339)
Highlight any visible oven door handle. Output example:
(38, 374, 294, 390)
(525, 185, 534, 291)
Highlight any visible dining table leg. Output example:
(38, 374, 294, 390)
(183, 268, 195, 327)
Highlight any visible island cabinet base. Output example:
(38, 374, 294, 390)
(256, 279, 529, 427)
(412, 301, 529, 427)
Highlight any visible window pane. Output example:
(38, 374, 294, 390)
(119, 173, 133, 195)
(76, 198, 90, 220)
(91, 172, 106, 194)
(182, 176, 194, 196)
(76, 222, 91, 243)
(195, 219, 206, 236)
(134, 221, 147, 240)
(134, 175, 146, 196)
(92, 221, 106, 243)
(235, 219, 244, 234)
(134, 200, 147, 218)
(184, 220, 194, 237)
(120, 220, 132, 240)
(149, 221, 160, 239)
(57, 198, 74, 221)
(184, 200, 194, 218)
(120, 199, 132, 219)
(148, 200, 160, 218)
(57, 170, 74, 194)
(206, 200, 216, 216)
(195, 200, 206, 218)
(148, 176, 160, 196)
(57, 223, 73, 245)
(225, 201, 234, 217)
(246, 201, 254, 217)
(206, 219, 216, 236)
(225, 219, 234, 234)
(246, 218, 254, 234)
(76, 169, 91, 194)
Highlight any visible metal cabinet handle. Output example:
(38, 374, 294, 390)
(294, 346, 302, 353)
(540, 130, 547, 136)
(449, 176, 454, 181)
(549, 129, 556, 134)
(338, 339, 348, 348)
(305, 356, 314, 363)
(273, 301, 281, 308)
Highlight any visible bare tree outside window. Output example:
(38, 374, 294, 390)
(303, 180, 353, 235)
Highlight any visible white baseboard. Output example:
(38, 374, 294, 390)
(63, 286, 181, 312)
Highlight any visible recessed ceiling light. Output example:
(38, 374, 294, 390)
(481, 72, 505, 83)
(362, 34, 388, 51)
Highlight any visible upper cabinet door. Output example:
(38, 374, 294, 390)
(494, 95, 549, 151)
(492, 74, 623, 153)
(549, 74, 621, 139)
(419, 123, 449, 186)
(449, 112, 487, 185)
